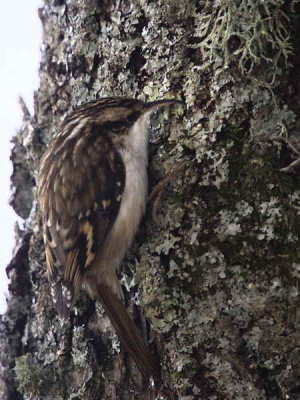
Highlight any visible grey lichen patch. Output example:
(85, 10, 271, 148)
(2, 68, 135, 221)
(71, 325, 91, 370)
(14, 353, 53, 398)
(256, 197, 283, 241)
(202, 352, 266, 400)
(249, 91, 296, 140)
(199, 147, 229, 188)
(192, 0, 293, 84)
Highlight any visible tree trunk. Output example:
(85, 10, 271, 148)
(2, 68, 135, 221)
(1, 1, 300, 399)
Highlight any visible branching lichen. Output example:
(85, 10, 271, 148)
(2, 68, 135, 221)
(193, 0, 294, 84)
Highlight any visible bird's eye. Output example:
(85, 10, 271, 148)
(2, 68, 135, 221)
(104, 120, 127, 132)
(127, 111, 140, 123)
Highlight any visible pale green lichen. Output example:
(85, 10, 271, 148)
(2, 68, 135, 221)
(193, 0, 293, 84)
(14, 354, 52, 398)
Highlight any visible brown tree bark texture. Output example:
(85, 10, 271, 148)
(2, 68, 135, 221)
(1, 1, 300, 399)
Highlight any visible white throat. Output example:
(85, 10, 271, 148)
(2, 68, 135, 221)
(126, 112, 151, 165)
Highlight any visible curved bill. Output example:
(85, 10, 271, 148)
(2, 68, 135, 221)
(144, 99, 184, 113)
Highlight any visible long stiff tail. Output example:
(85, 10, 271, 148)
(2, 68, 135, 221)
(95, 284, 161, 383)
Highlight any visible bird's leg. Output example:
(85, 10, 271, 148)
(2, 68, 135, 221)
(148, 159, 190, 223)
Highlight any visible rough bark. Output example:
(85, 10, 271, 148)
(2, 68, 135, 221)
(1, 0, 300, 399)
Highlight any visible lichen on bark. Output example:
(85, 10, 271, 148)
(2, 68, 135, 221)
(1, 0, 300, 399)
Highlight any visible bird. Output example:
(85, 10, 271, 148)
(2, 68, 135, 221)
(37, 96, 182, 381)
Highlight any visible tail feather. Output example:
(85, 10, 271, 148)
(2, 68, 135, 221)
(95, 284, 161, 383)
(53, 284, 71, 319)
(50, 277, 73, 320)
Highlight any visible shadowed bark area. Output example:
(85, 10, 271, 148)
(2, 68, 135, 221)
(1, 1, 300, 399)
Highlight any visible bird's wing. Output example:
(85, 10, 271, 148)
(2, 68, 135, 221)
(38, 126, 125, 318)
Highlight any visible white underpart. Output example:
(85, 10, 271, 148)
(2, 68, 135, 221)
(117, 111, 151, 230)
(110, 111, 150, 257)
(91, 112, 151, 296)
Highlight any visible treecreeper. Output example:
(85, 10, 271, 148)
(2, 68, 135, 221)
(38, 97, 182, 384)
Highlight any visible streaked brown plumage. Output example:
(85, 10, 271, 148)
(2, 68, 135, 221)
(38, 97, 182, 381)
